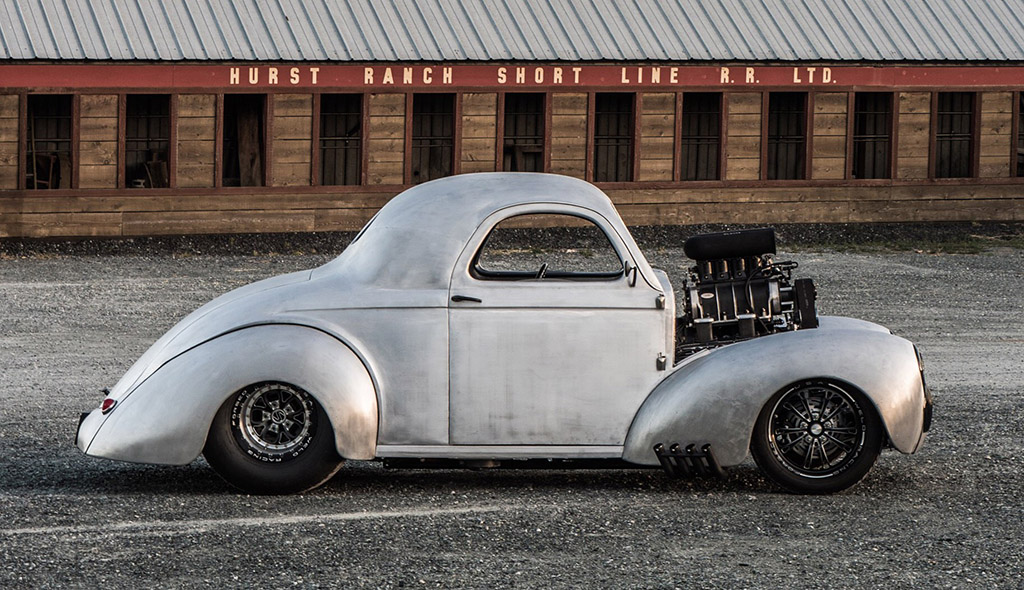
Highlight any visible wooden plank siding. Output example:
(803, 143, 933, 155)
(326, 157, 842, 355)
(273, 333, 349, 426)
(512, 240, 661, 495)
(366, 93, 405, 185)
(897, 92, 930, 180)
(0, 94, 17, 189)
(461, 92, 497, 173)
(638, 92, 675, 181)
(550, 93, 587, 178)
(725, 92, 761, 180)
(811, 92, 847, 179)
(176, 94, 216, 188)
(77, 95, 118, 188)
(270, 93, 312, 187)
(980, 91, 1012, 178)
(1, 88, 1023, 238)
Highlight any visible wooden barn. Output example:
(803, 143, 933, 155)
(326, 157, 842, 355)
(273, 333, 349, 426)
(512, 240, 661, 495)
(1, 0, 1023, 238)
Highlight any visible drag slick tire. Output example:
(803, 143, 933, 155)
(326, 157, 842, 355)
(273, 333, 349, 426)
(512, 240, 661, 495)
(204, 382, 344, 494)
(751, 380, 883, 494)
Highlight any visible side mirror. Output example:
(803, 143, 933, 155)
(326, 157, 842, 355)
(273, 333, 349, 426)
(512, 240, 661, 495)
(624, 260, 638, 287)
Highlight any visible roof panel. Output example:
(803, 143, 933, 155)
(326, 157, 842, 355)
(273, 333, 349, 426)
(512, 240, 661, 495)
(3, 0, 1024, 62)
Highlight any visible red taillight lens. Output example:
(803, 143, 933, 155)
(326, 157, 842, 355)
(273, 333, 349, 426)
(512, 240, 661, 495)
(100, 398, 116, 414)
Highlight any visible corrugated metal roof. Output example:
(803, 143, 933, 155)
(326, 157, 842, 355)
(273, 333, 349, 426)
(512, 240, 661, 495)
(3, 0, 1024, 62)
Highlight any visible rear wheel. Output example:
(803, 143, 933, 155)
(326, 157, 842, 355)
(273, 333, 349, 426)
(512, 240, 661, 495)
(751, 380, 883, 494)
(204, 382, 344, 494)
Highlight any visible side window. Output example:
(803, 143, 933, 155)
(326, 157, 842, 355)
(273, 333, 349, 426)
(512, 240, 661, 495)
(473, 213, 623, 280)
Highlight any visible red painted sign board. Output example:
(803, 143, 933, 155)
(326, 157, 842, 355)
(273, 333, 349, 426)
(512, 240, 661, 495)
(1, 63, 1023, 90)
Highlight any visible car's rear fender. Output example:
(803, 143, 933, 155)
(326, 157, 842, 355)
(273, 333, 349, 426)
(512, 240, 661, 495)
(78, 324, 378, 465)
(622, 323, 926, 467)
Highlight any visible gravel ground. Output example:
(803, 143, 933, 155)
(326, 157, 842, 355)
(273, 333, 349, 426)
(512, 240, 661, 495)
(1, 237, 1022, 589)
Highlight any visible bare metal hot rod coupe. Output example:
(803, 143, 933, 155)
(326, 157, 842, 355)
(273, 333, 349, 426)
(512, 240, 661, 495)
(76, 173, 932, 494)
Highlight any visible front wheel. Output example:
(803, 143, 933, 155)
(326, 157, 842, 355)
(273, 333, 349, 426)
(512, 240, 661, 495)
(751, 380, 883, 494)
(204, 382, 344, 494)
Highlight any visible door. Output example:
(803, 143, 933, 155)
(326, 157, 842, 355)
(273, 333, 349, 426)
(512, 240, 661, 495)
(448, 209, 668, 446)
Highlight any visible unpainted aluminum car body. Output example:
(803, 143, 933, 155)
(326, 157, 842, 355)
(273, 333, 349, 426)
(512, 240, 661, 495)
(76, 173, 930, 494)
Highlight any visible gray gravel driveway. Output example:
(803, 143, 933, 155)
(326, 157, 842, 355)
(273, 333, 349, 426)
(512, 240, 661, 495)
(1, 244, 1022, 589)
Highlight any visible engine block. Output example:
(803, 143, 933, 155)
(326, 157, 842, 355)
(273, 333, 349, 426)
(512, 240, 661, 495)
(676, 228, 818, 359)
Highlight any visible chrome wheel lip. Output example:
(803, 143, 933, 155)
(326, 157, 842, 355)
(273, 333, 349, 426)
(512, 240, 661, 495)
(234, 383, 315, 457)
(766, 382, 866, 479)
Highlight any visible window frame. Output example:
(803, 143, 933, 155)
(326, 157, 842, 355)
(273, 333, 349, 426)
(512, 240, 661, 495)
(22, 93, 77, 190)
(469, 212, 626, 282)
(762, 91, 810, 181)
(677, 91, 723, 182)
(930, 91, 979, 179)
(406, 92, 459, 185)
(121, 93, 173, 189)
(848, 91, 895, 180)
(590, 92, 637, 183)
(498, 92, 548, 173)
(315, 93, 364, 186)
(1013, 91, 1024, 178)
(217, 93, 269, 188)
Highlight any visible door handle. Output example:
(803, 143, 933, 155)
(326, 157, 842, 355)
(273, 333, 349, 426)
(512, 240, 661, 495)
(451, 295, 482, 303)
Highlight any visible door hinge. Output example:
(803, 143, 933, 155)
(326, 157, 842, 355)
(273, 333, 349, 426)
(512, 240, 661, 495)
(656, 294, 666, 309)
(656, 353, 667, 371)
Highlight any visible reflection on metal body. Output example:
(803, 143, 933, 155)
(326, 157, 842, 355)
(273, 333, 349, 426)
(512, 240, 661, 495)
(622, 316, 926, 467)
(76, 172, 927, 484)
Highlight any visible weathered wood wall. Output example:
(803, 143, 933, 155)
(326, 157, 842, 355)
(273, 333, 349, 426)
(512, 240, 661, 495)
(0, 95, 18, 189)
(271, 94, 312, 186)
(366, 93, 404, 185)
(461, 92, 497, 173)
(1, 89, 1022, 238)
(811, 92, 847, 180)
(725, 92, 761, 181)
(78, 95, 118, 188)
(550, 93, 587, 178)
(980, 92, 1012, 178)
(638, 93, 675, 181)
(176, 94, 216, 188)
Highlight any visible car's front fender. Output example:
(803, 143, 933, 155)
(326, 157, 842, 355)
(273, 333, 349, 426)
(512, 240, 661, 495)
(77, 324, 378, 465)
(622, 319, 927, 467)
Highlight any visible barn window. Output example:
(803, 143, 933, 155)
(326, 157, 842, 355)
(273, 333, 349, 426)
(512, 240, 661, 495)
(320, 94, 362, 185)
(1018, 93, 1024, 177)
(851, 92, 893, 179)
(25, 95, 73, 189)
(125, 95, 170, 188)
(593, 93, 635, 182)
(411, 93, 455, 184)
(766, 92, 807, 180)
(502, 93, 545, 172)
(934, 92, 975, 178)
(222, 94, 265, 187)
(680, 92, 721, 181)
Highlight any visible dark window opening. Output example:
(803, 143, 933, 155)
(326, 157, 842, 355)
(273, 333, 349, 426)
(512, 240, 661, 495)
(593, 93, 634, 182)
(320, 94, 362, 185)
(935, 92, 975, 178)
(26, 95, 72, 189)
(766, 92, 807, 180)
(125, 94, 170, 188)
(1018, 93, 1024, 177)
(503, 93, 545, 172)
(680, 92, 721, 181)
(222, 94, 265, 187)
(411, 93, 454, 184)
(474, 213, 623, 280)
(852, 92, 893, 179)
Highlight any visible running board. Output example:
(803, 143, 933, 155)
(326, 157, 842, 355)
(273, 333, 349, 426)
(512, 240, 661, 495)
(653, 443, 726, 479)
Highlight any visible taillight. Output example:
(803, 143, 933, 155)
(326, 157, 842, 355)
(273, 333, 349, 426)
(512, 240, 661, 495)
(100, 398, 117, 414)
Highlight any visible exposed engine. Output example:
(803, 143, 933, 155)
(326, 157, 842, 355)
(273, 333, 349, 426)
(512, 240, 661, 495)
(676, 228, 818, 360)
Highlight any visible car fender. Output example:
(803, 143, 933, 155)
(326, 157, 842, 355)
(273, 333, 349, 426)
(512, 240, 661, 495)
(79, 324, 378, 465)
(622, 323, 926, 467)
